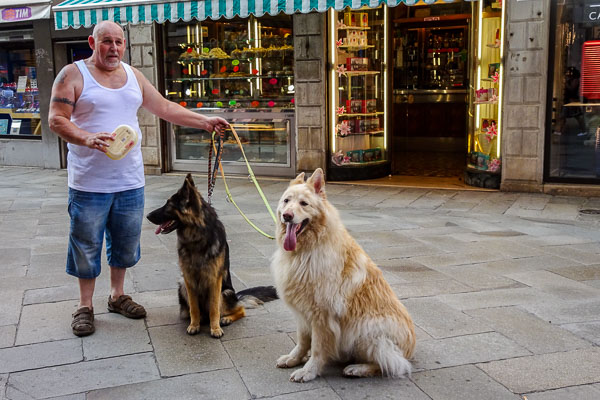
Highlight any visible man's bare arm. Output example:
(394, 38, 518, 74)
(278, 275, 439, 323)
(48, 64, 113, 151)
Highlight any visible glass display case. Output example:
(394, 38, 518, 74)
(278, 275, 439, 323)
(0, 29, 41, 138)
(170, 109, 296, 176)
(328, 6, 390, 180)
(162, 15, 295, 175)
(465, 0, 504, 188)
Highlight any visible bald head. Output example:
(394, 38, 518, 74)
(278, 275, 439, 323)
(92, 21, 124, 40)
(88, 20, 126, 70)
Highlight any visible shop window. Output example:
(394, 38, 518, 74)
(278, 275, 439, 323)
(547, 1, 600, 181)
(162, 15, 295, 175)
(0, 29, 40, 139)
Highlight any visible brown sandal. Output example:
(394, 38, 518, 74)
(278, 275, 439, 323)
(107, 295, 146, 319)
(72, 307, 95, 337)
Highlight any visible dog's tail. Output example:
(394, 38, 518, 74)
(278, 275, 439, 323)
(237, 285, 278, 308)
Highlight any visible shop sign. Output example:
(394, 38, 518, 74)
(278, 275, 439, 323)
(584, 3, 600, 23)
(1, 7, 31, 22)
(0, 3, 50, 24)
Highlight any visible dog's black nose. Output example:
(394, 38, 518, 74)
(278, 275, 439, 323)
(283, 212, 293, 222)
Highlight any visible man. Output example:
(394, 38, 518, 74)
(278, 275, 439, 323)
(48, 21, 228, 337)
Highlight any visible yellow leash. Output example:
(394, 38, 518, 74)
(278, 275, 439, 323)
(211, 127, 277, 240)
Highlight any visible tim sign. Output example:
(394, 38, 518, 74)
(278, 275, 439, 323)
(2, 7, 32, 22)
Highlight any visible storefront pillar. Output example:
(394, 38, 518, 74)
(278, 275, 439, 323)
(127, 24, 162, 176)
(293, 13, 328, 173)
(501, 0, 550, 193)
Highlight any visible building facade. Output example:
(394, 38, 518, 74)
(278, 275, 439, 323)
(4, 0, 599, 195)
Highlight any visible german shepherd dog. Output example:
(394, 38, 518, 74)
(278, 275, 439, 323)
(147, 174, 277, 338)
(271, 168, 415, 382)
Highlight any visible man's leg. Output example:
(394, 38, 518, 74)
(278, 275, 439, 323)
(106, 187, 146, 319)
(109, 266, 126, 300)
(78, 278, 96, 309)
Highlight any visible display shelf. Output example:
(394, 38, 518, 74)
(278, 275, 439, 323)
(337, 26, 371, 31)
(474, 100, 498, 105)
(338, 44, 375, 50)
(339, 112, 384, 117)
(343, 71, 381, 76)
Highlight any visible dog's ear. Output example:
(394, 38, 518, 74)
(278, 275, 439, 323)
(185, 173, 195, 187)
(307, 168, 324, 194)
(290, 172, 305, 186)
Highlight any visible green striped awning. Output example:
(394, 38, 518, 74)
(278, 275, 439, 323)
(53, 0, 463, 30)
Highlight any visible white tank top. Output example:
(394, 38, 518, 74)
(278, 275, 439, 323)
(67, 60, 144, 193)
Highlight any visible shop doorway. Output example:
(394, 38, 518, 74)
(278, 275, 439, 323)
(390, 2, 473, 183)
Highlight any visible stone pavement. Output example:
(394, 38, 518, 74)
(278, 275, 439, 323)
(1, 166, 600, 400)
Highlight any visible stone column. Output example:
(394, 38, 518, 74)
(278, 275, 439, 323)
(501, 0, 550, 192)
(293, 13, 328, 173)
(128, 23, 162, 175)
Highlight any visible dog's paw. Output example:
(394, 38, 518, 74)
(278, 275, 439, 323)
(290, 367, 317, 383)
(276, 354, 303, 368)
(342, 364, 380, 378)
(220, 316, 233, 326)
(210, 327, 224, 338)
(186, 324, 201, 335)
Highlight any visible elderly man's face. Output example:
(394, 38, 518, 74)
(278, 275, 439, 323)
(90, 23, 125, 70)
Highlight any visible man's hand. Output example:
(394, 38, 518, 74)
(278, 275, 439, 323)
(84, 132, 115, 153)
(205, 116, 229, 139)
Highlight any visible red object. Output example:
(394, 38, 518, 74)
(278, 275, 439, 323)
(268, 101, 275, 107)
(251, 101, 260, 107)
(233, 66, 239, 72)
(196, 102, 203, 108)
(179, 101, 187, 107)
(291, 98, 295, 104)
(186, 48, 192, 53)
(182, 68, 188, 74)
(201, 69, 208, 76)
(581, 40, 600, 100)
(212, 89, 219, 95)
(269, 78, 278, 85)
(252, 69, 259, 75)
(220, 66, 227, 73)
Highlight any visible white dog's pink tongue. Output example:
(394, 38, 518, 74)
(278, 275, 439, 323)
(284, 223, 297, 251)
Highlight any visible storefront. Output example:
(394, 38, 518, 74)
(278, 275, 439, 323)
(546, 0, 600, 184)
(54, 0, 506, 184)
(0, 0, 59, 167)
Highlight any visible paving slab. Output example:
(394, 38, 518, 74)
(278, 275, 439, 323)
(0, 289, 23, 326)
(413, 332, 531, 370)
(267, 387, 342, 400)
(411, 250, 505, 269)
(149, 323, 233, 377)
(402, 298, 492, 338)
(0, 338, 82, 373)
(436, 287, 552, 311)
(505, 270, 600, 301)
(523, 385, 600, 400)
(129, 262, 181, 292)
(392, 279, 473, 299)
(0, 325, 15, 349)
(2, 247, 30, 267)
(223, 332, 327, 398)
(466, 307, 590, 354)
(82, 313, 151, 360)
(438, 264, 525, 290)
(521, 299, 600, 324)
(218, 309, 296, 341)
(325, 373, 429, 400)
(378, 259, 448, 283)
(560, 321, 600, 345)
(145, 305, 182, 327)
(87, 369, 250, 400)
(0, 373, 7, 400)
(411, 365, 519, 400)
(548, 264, 600, 281)
(479, 348, 600, 394)
(6, 353, 159, 399)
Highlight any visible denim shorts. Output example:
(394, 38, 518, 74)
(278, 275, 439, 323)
(66, 187, 144, 279)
